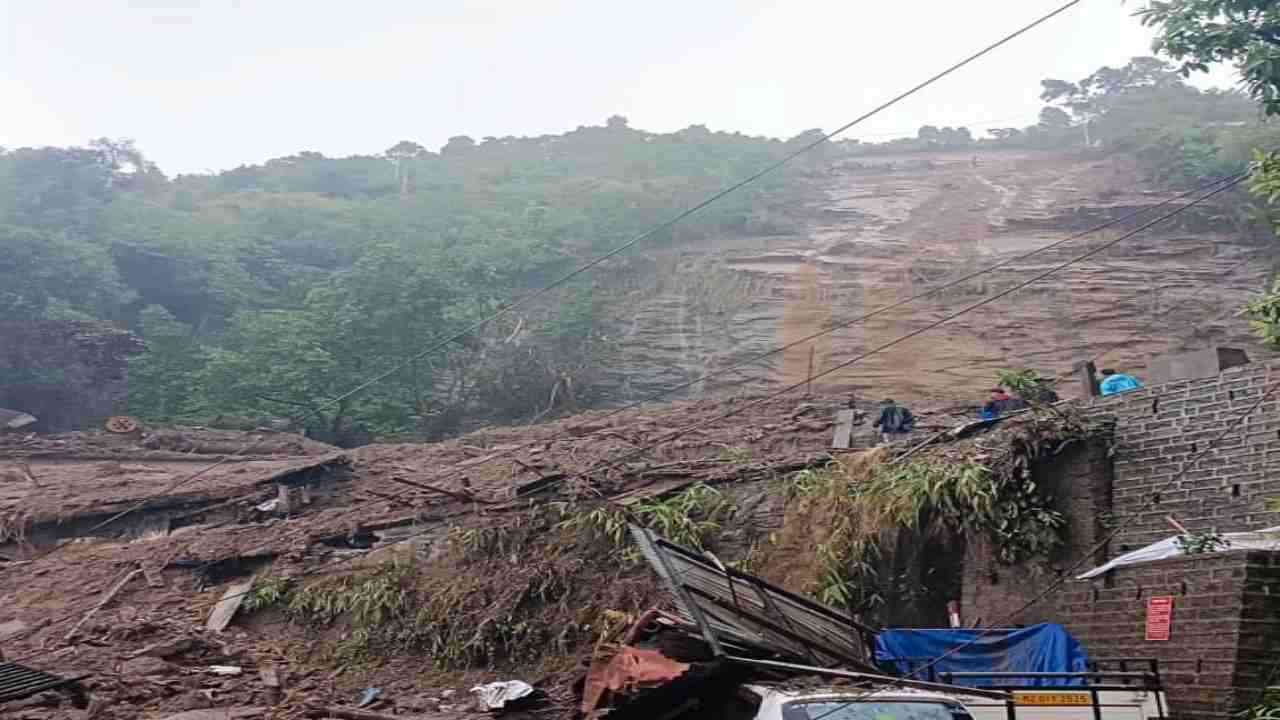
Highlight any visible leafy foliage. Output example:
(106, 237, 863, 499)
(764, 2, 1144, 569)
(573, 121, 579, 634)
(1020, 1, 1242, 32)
(244, 505, 661, 672)
(1137, 1, 1280, 116)
(1174, 528, 1232, 554)
(1239, 687, 1280, 720)
(997, 368, 1045, 398)
(554, 481, 734, 555)
(0, 122, 809, 441)
(863, 459, 1066, 565)
(776, 411, 1089, 615)
(1242, 275, 1280, 347)
(242, 575, 294, 613)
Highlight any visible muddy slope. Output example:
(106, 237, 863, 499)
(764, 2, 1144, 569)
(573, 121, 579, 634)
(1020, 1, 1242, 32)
(601, 150, 1275, 405)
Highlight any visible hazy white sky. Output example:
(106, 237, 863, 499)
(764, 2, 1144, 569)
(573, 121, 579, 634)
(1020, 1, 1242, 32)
(0, 0, 1241, 175)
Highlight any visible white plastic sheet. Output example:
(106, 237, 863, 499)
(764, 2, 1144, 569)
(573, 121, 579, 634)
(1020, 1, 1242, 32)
(470, 680, 534, 711)
(1077, 525, 1280, 579)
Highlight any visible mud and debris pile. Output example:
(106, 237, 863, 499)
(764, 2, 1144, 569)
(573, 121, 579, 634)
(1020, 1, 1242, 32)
(0, 395, 1085, 719)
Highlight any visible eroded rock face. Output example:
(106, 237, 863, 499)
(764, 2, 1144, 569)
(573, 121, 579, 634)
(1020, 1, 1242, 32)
(0, 321, 144, 431)
(598, 150, 1276, 405)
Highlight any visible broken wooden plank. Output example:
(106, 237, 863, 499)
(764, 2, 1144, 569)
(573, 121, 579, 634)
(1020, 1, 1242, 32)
(65, 568, 143, 641)
(455, 445, 521, 467)
(276, 483, 292, 514)
(612, 479, 694, 506)
(205, 579, 254, 633)
(158, 708, 267, 720)
(141, 563, 166, 589)
(303, 704, 415, 720)
(513, 473, 565, 498)
(831, 410, 855, 450)
(388, 475, 494, 504)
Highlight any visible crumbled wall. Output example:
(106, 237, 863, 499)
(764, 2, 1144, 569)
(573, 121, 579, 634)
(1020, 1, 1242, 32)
(0, 321, 144, 432)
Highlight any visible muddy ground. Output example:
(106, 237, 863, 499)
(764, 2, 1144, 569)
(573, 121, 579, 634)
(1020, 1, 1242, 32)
(0, 394, 957, 719)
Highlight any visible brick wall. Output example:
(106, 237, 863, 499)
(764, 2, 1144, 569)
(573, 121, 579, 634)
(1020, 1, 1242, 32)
(1235, 552, 1280, 707)
(1056, 551, 1280, 720)
(960, 361, 1280, 720)
(962, 439, 1112, 626)
(1085, 361, 1280, 551)
(967, 549, 1280, 720)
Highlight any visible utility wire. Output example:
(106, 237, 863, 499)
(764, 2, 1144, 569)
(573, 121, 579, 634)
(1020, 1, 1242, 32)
(387, 174, 1247, 487)
(570, 175, 1249, 481)
(12, 172, 1245, 666)
(807, 376, 1280, 720)
(40, 0, 1085, 552)
(1085, 254, 1260, 369)
(162, 173, 1248, 568)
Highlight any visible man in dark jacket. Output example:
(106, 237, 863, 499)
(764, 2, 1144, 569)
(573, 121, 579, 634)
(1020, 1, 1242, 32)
(873, 398, 915, 444)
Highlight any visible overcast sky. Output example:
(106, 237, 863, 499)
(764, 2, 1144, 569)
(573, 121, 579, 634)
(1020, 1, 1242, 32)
(0, 0, 1241, 176)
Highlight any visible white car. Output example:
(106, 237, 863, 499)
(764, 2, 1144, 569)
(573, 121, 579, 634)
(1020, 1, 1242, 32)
(745, 684, 986, 720)
(742, 682, 1168, 720)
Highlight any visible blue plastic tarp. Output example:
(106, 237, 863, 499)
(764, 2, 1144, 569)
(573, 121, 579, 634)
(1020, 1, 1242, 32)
(874, 623, 1090, 687)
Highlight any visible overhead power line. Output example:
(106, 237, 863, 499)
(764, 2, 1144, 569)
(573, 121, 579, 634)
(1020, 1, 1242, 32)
(19, 167, 1239, 665)
(46, 0, 1085, 549)
(808, 375, 1280, 720)
(572, 174, 1249, 481)
(314, 172, 1245, 504)
(15, 171, 1244, 668)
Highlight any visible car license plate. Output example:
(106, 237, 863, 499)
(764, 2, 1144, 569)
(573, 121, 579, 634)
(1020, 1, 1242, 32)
(1013, 692, 1092, 706)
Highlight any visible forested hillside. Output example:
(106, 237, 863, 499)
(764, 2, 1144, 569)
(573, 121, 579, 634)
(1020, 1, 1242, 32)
(4, 56, 1279, 444)
(0, 119, 817, 442)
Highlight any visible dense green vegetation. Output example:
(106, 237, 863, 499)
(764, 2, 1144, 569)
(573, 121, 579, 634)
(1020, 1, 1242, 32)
(845, 54, 1274, 192)
(6, 43, 1280, 442)
(0, 120, 811, 441)
(1133, 1, 1280, 345)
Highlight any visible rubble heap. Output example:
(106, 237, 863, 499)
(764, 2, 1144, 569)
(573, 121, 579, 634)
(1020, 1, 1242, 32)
(0, 396, 1088, 719)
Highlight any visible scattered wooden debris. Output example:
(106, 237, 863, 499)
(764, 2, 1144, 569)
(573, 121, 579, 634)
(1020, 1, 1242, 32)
(303, 704, 418, 720)
(157, 708, 267, 720)
(388, 475, 494, 504)
(205, 579, 254, 633)
(65, 567, 143, 641)
(832, 409, 856, 449)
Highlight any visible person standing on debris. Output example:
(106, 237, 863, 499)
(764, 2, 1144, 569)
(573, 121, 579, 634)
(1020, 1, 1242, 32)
(873, 398, 914, 443)
(981, 387, 1029, 419)
(982, 388, 1009, 420)
(1099, 368, 1143, 396)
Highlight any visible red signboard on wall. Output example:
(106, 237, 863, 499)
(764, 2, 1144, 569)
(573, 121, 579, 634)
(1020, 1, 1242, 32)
(1146, 596, 1174, 641)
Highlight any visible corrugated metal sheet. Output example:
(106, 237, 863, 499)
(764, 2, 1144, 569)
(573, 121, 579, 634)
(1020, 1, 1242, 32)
(0, 662, 87, 704)
(0, 409, 36, 430)
(630, 525, 876, 671)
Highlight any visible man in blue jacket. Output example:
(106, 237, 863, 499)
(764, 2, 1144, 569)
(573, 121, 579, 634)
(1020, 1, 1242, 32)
(1099, 368, 1143, 396)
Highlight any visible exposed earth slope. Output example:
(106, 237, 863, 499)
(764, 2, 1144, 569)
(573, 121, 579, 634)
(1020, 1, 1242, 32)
(604, 149, 1274, 405)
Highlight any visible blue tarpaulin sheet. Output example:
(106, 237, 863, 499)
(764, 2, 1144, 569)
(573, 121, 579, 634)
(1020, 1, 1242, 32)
(875, 624, 1090, 687)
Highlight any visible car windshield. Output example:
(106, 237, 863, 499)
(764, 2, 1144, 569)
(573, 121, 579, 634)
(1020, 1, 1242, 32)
(781, 700, 974, 720)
